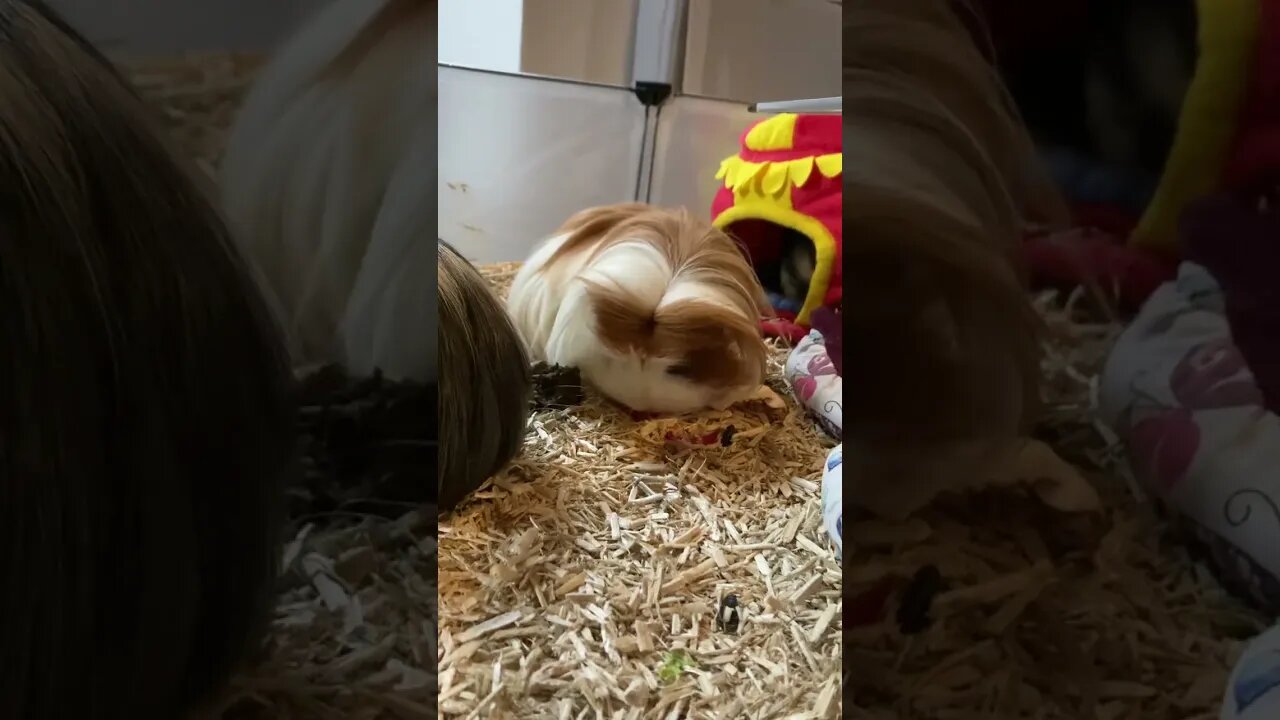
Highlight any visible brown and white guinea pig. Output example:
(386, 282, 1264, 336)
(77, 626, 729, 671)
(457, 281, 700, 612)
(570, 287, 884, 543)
(438, 240, 532, 511)
(843, 0, 1069, 498)
(0, 1, 295, 717)
(506, 203, 772, 414)
(219, 0, 435, 382)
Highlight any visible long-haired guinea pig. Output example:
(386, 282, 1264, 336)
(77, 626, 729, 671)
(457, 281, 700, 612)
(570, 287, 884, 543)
(220, 0, 435, 381)
(438, 240, 532, 511)
(843, 0, 1069, 504)
(0, 1, 295, 717)
(506, 203, 772, 414)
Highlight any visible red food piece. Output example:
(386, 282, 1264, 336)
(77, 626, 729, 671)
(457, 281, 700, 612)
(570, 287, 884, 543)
(848, 578, 895, 627)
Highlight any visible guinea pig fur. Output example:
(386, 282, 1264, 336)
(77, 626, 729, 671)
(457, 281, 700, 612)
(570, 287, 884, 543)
(438, 240, 532, 512)
(219, 0, 436, 382)
(843, 0, 1070, 503)
(506, 203, 771, 414)
(0, 1, 295, 717)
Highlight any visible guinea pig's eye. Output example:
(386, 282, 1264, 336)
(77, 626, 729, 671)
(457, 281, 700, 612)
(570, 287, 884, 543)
(666, 361, 694, 379)
(666, 348, 717, 381)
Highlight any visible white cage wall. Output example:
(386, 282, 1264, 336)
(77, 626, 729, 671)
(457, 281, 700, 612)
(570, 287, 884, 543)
(437, 0, 840, 263)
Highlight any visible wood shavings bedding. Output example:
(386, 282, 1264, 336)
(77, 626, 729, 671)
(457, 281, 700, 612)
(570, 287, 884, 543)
(847, 289, 1271, 720)
(438, 262, 844, 719)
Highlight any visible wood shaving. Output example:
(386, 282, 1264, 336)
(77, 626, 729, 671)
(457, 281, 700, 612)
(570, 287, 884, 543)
(439, 263, 843, 719)
(846, 292, 1269, 718)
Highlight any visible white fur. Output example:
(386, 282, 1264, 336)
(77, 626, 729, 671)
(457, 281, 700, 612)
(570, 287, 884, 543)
(219, 0, 435, 382)
(507, 230, 758, 413)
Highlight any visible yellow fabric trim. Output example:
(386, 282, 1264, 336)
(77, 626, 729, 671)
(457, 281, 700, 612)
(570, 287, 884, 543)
(714, 153, 843, 199)
(713, 200, 838, 326)
(1132, 0, 1260, 254)
(744, 113, 798, 151)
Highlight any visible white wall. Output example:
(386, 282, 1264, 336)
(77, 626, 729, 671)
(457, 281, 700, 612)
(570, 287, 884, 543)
(683, 0, 841, 102)
(438, 66, 646, 263)
(439, 0, 525, 73)
(518, 0, 840, 103)
(520, 0, 636, 86)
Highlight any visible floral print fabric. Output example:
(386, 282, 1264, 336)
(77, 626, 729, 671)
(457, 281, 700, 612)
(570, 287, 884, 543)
(1224, 623, 1280, 719)
(1099, 262, 1280, 613)
(822, 445, 843, 558)
(786, 329, 843, 558)
(784, 328, 842, 440)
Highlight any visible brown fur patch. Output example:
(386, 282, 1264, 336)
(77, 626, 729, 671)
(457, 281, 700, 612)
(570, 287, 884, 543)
(542, 204, 771, 390)
(588, 292, 767, 389)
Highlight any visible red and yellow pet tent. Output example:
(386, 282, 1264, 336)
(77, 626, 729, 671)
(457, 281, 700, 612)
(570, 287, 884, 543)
(1132, 0, 1277, 255)
(1023, 0, 1280, 313)
(711, 112, 842, 341)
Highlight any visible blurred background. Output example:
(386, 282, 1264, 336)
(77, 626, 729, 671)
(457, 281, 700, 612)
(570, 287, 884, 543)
(48, 0, 323, 52)
(440, 0, 838, 101)
(49, 0, 841, 265)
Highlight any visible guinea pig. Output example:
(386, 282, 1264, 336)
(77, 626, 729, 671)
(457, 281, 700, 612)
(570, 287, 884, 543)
(438, 240, 532, 511)
(844, 0, 1071, 511)
(778, 230, 818, 307)
(219, 0, 435, 381)
(0, 1, 295, 717)
(506, 203, 771, 414)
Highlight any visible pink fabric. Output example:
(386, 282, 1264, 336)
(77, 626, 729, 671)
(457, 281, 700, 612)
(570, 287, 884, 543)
(1023, 227, 1178, 315)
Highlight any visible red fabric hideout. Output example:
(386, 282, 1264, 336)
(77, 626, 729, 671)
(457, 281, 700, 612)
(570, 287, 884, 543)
(1024, 227, 1179, 315)
(969, 0, 1089, 62)
(762, 318, 809, 344)
(711, 114, 842, 338)
(1224, 0, 1280, 190)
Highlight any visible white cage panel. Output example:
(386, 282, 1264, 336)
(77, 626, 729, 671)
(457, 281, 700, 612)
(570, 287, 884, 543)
(645, 95, 756, 216)
(438, 65, 646, 263)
